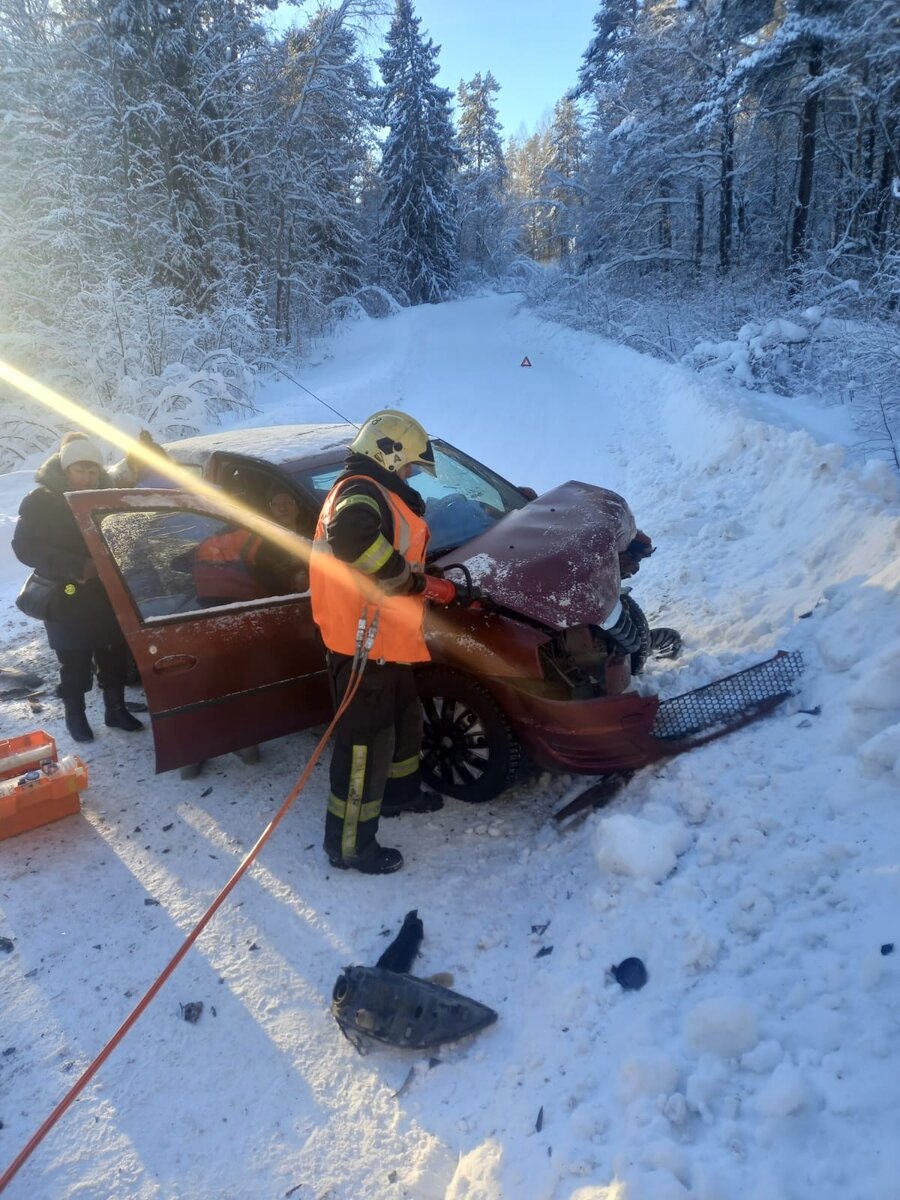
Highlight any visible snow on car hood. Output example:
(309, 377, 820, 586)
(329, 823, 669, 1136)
(435, 481, 636, 630)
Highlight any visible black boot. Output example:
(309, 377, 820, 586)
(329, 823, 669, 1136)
(103, 686, 144, 732)
(63, 697, 94, 743)
(326, 840, 404, 875)
(381, 789, 444, 818)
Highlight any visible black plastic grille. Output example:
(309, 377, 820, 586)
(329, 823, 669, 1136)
(652, 650, 804, 741)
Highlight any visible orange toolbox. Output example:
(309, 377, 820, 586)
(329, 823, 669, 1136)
(0, 730, 57, 781)
(0, 732, 87, 841)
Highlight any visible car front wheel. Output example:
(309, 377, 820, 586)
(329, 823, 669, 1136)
(417, 666, 521, 803)
(620, 592, 651, 675)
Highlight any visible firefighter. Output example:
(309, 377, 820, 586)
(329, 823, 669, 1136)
(310, 410, 472, 875)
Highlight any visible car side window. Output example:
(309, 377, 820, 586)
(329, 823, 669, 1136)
(291, 465, 343, 529)
(301, 465, 344, 500)
(98, 509, 309, 620)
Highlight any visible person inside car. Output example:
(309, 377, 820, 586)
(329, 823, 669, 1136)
(310, 410, 476, 876)
(258, 481, 309, 594)
(265, 482, 302, 532)
(191, 477, 309, 607)
(192, 524, 271, 608)
(12, 432, 144, 743)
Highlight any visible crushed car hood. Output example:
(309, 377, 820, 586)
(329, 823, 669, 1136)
(435, 481, 635, 630)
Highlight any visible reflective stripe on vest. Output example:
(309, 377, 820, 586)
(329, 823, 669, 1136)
(309, 475, 430, 663)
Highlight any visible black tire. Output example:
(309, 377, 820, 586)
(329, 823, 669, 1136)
(417, 666, 521, 803)
(620, 592, 651, 675)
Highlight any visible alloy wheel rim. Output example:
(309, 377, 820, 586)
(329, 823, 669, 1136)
(421, 694, 490, 786)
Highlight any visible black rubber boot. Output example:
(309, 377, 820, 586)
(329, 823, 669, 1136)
(63, 697, 94, 743)
(381, 789, 444, 818)
(326, 841, 404, 875)
(102, 686, 144, 732)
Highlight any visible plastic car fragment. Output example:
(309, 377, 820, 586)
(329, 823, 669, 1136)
(331, 965, 498, 1054)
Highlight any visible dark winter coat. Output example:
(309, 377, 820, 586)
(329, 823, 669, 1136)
(12, 454, 125, 652)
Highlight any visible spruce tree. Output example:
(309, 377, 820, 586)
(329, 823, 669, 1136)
(377, 0, 460, 304)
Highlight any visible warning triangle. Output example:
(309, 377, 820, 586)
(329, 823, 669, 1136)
(520, 356, 532, 367)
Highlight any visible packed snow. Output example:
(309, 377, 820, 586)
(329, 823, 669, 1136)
(1, 293, 899, 1199)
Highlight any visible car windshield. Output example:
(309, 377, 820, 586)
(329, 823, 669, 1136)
(290, 439, 531, 558)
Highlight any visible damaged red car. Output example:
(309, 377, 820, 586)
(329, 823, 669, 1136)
(67, 425, 799, 802)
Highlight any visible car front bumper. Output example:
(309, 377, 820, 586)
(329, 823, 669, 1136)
(491, 681, 666, 775)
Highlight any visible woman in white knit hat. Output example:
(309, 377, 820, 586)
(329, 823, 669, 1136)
(12, 432, 144, 743)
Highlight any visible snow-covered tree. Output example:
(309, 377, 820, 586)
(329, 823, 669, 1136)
(544, 98, 587, 261)
(0, 0, 385, 469)
(457, 71, 505, 176)
(456, 71, 514, 277)
(264, 4, 380, 343)
(376, 0, 460, 304)
(506, 128, 554, 261)
(573, 0, 638, 106)
(571, 0, 899, 304)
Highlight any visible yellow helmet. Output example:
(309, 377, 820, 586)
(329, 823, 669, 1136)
(349, 410, 436, 475)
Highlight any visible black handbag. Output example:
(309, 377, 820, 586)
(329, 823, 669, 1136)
(14, 572, 61, 621)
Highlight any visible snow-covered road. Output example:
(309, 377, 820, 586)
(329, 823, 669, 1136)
(2, 294, 899, 1199)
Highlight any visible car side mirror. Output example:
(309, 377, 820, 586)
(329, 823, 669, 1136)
(518, 486, 538, 501)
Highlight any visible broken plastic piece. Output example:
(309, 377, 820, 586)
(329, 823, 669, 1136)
(331, 965, 497, 1053)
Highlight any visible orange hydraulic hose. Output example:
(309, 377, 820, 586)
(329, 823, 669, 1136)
(0, 660, 368, 1195)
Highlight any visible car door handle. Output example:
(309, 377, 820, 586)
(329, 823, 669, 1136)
(152, 654, 198, 674)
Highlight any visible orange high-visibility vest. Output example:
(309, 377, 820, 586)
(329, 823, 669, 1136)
(310, 475, 430, 662)
(193, 529, 268, 603)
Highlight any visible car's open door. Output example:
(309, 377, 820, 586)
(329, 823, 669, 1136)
(67, 489, 331, 773)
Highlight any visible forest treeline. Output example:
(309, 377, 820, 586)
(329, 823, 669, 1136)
(1, 0, 898, 466)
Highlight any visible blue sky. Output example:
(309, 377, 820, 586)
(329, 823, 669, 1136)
(407, 0, 598, 137)
(274, 0, 599, 139)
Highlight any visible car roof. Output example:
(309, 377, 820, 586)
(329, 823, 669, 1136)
(165, 423, 356, 471)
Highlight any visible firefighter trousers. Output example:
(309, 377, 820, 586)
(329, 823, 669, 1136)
(324, 653, 423, 862)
